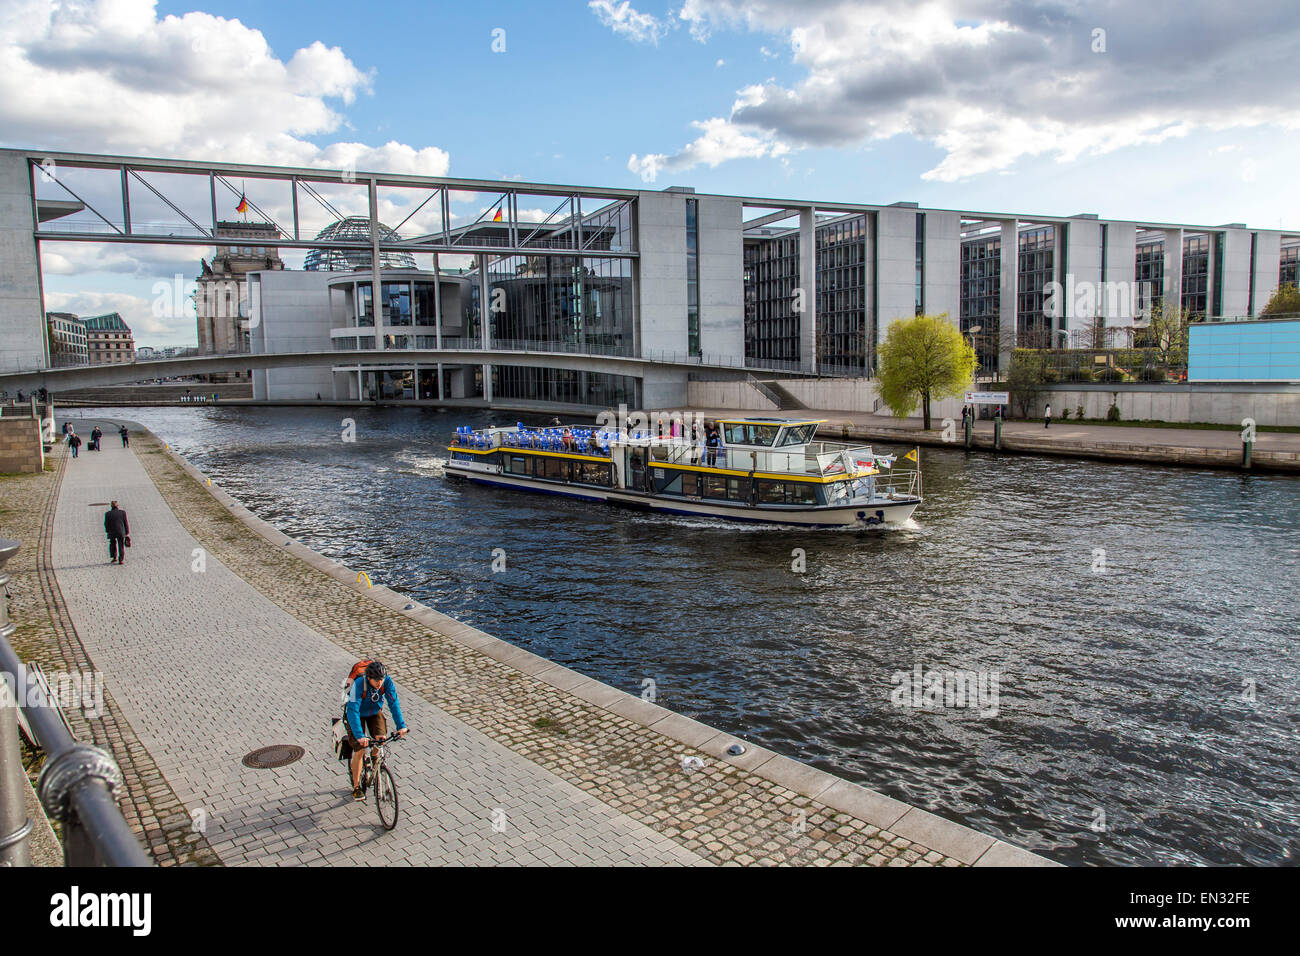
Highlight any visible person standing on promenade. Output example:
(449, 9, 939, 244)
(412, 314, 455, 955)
(119, 425, 130, 448)
(1044, 403, 1052, 429)
(68, 431, 81, 458)
(90, 425, 102, 451)
(104, 500, 129, 565)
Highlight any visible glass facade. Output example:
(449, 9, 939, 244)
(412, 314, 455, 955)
(1182, 234, 1209, 316)
(492, 365, 640, 407)
(1280, 244, 1298, 289)
(960, 233, 1001, 374)
(1135, 238, 1164, 315)
(815, 215, 869, 373)
(744, 214, 870, 371)
(470, 255, 634, 354)
(744, 234, 801, 364)
(1017, 226, 1055, 348)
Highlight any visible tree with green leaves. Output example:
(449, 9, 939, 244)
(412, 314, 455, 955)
(877, 313, 976, 430)
(1007, 350, 1054, 418)
(1261, 283, 1300, 317)
(1138, 302, 1190, 369)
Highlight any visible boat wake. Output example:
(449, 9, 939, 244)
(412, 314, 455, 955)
(397, 450, 447, 477)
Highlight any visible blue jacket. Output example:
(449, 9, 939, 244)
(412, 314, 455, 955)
(344, 674, 406, 740)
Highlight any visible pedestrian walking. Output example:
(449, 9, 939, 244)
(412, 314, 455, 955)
(90, 426, 103, 451)
(1044, 403, 1052, 429)
(104, 500, 129, 565)
(119, 425, 130, 448)
(69, 432, 81, 458)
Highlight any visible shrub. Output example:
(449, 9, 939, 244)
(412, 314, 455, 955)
(1061, 408, 1071, 420)
(1075, 404, 1084, 420)
(1106, 403, 1121, 422)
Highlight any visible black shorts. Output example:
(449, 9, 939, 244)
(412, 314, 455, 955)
(345, 714, 386, 749)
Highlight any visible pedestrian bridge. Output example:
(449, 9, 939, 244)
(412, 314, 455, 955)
(0, 346, 818, 394)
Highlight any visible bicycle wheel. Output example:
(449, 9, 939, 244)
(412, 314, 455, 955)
(374, 764, 399, 830)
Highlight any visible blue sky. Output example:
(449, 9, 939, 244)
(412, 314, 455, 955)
(3, 0, 1297, 345)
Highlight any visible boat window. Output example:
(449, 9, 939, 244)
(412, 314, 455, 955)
(573, 461, 611, 485)
(789, 482, 821, 505)
(755, 478, 822, 505)
(727, 477, 751, 501)
(506, 455, 531, 476)
(747, 425, 779, 446)
(538, 457, 569, 481)
(703, 474, 729, 499)
(724, 423, 748, 444)
(777, 424, 818, 446)
(681, 472, 700, 497)
(654, 470, 683, 495)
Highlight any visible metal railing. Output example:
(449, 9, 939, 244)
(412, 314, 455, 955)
(0, 539, 151, 867)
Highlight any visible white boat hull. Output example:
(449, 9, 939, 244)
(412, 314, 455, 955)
(444, 463, 919, 527)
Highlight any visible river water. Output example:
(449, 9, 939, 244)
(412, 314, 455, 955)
(67, 405, 1300, 866)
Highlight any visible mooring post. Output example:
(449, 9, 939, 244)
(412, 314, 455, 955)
(1242, 437, 1254, 470)
(994, 415, 1002, 450)
(964, 416, 972, 448)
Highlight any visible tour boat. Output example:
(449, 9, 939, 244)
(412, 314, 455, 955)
(444, 416, 922, 527)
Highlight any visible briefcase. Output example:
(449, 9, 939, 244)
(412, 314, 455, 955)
(125, 536, 131, 548)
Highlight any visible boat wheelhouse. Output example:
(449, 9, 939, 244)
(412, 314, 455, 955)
(443, 416, 922, 527)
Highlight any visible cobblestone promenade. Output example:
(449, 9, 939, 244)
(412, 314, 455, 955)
(29, 419, 1050, 866)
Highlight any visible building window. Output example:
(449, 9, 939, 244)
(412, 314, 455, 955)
(686, 199, 700, 356)
(915, 213, 926, 315)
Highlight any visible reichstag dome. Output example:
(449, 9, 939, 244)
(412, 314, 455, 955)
(303, 216, 418, 271)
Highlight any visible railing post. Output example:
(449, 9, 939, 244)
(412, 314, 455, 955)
(0, 538, 32, 867)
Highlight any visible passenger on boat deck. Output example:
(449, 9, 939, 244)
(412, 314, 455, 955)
(587, 433, 600, 454)
(562, 428, 573, 450)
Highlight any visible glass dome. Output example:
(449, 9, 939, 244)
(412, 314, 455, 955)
(303, 216, 417, 271)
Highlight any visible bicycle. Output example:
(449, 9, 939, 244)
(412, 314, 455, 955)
(355, 732, 406, 830)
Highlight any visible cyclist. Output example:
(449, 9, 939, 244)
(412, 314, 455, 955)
(343, 661, 408, 800)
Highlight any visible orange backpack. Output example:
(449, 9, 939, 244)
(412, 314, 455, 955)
(339, 659, 374, 703)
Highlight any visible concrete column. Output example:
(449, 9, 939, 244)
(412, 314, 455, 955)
(1251, 230, 1283, 313)
(482, 363, 492, 402)
(1218, 228, 1252, 318)
(0, 154, 47, 372)
(368, 177, 385, 353)
(998, 218, 1019, 373)
(1104, 222, 1137, 330)
(1064, 218, 1101, 341)
(799, 207, 817, 373)
(1163, 227, 1184, 317)
(437, 362, 444, 400)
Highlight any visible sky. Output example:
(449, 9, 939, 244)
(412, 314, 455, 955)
(3, 0, 1298, 346)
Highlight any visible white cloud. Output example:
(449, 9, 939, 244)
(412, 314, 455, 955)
(0, 0, 448, 176)
(44, 289, 183, 340)
(658, 0, 1300, 182)
(629, 116, 789, 182)
(588, 1, 671, 45)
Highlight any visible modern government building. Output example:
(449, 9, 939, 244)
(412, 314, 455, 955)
(1, 148, 1296, 410)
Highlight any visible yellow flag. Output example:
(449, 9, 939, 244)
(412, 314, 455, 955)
(904, 447, 918, 462)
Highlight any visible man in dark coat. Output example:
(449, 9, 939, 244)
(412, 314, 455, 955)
(104, 500, 129, 565)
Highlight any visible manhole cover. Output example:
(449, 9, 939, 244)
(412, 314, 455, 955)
(241, 744, 305, 769)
